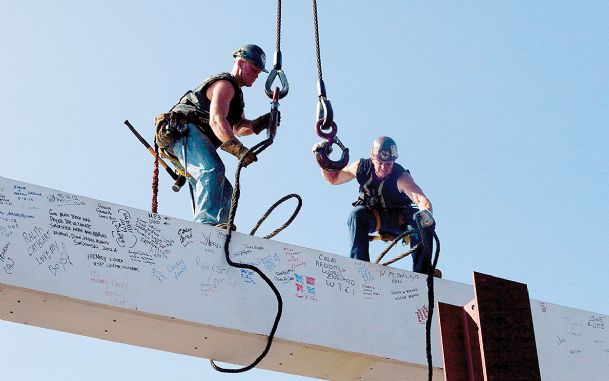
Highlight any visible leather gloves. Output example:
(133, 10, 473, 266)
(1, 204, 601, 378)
(251, 111, 281, 135)
(220, 137, 257, 167)
(312, 139, 332, 154)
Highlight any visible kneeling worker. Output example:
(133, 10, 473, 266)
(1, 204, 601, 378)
(315, 136, 434, 274)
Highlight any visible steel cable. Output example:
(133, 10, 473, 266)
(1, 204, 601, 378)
(312, 0, 324, 82)
(275, 0, 282, 52)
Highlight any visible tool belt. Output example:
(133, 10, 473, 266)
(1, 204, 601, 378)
(354, 201, 414, 230)
(154, 111, 210, 149)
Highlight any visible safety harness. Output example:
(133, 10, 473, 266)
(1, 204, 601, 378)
(155, 72, 244, 151)
(354, 158, 414, 209)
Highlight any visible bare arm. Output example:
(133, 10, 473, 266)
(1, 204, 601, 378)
(207, 80, 237, 143)
(397, 172, 433, 211)
(233, 114, 255, 137)
(321, 160, 360, 185)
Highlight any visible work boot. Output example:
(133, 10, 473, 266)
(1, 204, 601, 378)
(213, 222, 237, 231)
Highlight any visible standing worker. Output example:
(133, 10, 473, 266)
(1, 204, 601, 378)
(315, 136, 434, 274)
(155, 44, 277, 228)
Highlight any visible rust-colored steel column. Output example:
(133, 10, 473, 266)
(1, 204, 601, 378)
(438, 272, 541, 381)
(438, 303, 484, 381)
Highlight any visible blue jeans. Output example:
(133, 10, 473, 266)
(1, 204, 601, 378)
(348, 206, 429, 273)
(168, 123, 233, 224)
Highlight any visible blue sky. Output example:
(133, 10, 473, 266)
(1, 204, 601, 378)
(1, 1, 608, 380)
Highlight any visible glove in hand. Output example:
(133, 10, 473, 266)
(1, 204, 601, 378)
(221, 138, 257, 167)
(252, 111, 281, 135)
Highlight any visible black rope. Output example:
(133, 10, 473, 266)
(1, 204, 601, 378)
(210, 138, 302, 373)
(372, 218, 440, 380)
(311, 0, 323, 82)
(379, 243, 420, 267)
(250, 194, 302, 239)
(425, 232, 440, 381)
(373, 230, 416, 265)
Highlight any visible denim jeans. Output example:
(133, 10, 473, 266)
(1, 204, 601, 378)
(168, 123, 233, 224)
(348, 206, 429, 273)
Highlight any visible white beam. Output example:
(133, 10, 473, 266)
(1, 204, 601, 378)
(1, 176, 608, 380)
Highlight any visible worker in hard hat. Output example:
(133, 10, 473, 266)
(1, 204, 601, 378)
(155, 44, 276, 228)
(316, 136, 434, 274)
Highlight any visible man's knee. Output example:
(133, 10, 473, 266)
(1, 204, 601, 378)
(190, 152, 226, 183)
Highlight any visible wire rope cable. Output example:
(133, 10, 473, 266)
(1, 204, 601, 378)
(311, 0, 324, 83)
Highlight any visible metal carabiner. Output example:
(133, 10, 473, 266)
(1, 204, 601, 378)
(313, 135, 350, 172)
(316, 97, 334, 131)
(267, 88, 281, 140)
(315, 79, 334, 130)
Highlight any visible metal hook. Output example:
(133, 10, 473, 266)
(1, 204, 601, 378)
(313, 136, 350, 172)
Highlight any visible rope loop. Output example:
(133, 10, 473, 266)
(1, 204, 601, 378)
(250, 194, 303, 239)
(373, 230, 417, 265)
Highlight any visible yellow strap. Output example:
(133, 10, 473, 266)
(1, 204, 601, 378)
(159, 149, 192, 178)
(371, 208, 381, 233)
(368, 208, 410, 244)
(174, 167, 188, 177)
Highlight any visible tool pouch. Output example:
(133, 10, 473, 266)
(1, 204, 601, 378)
(155, 112, 193, 148)
(155, 113, 178, 149)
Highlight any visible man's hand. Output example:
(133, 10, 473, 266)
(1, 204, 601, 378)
(312, 139, 332, 155)
(252, 111, 281, 135)
(220, 138, 258, 167)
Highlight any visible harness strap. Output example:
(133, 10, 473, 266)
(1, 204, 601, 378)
(159, 148, 192, 179)
(371, 208, 381, 232)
